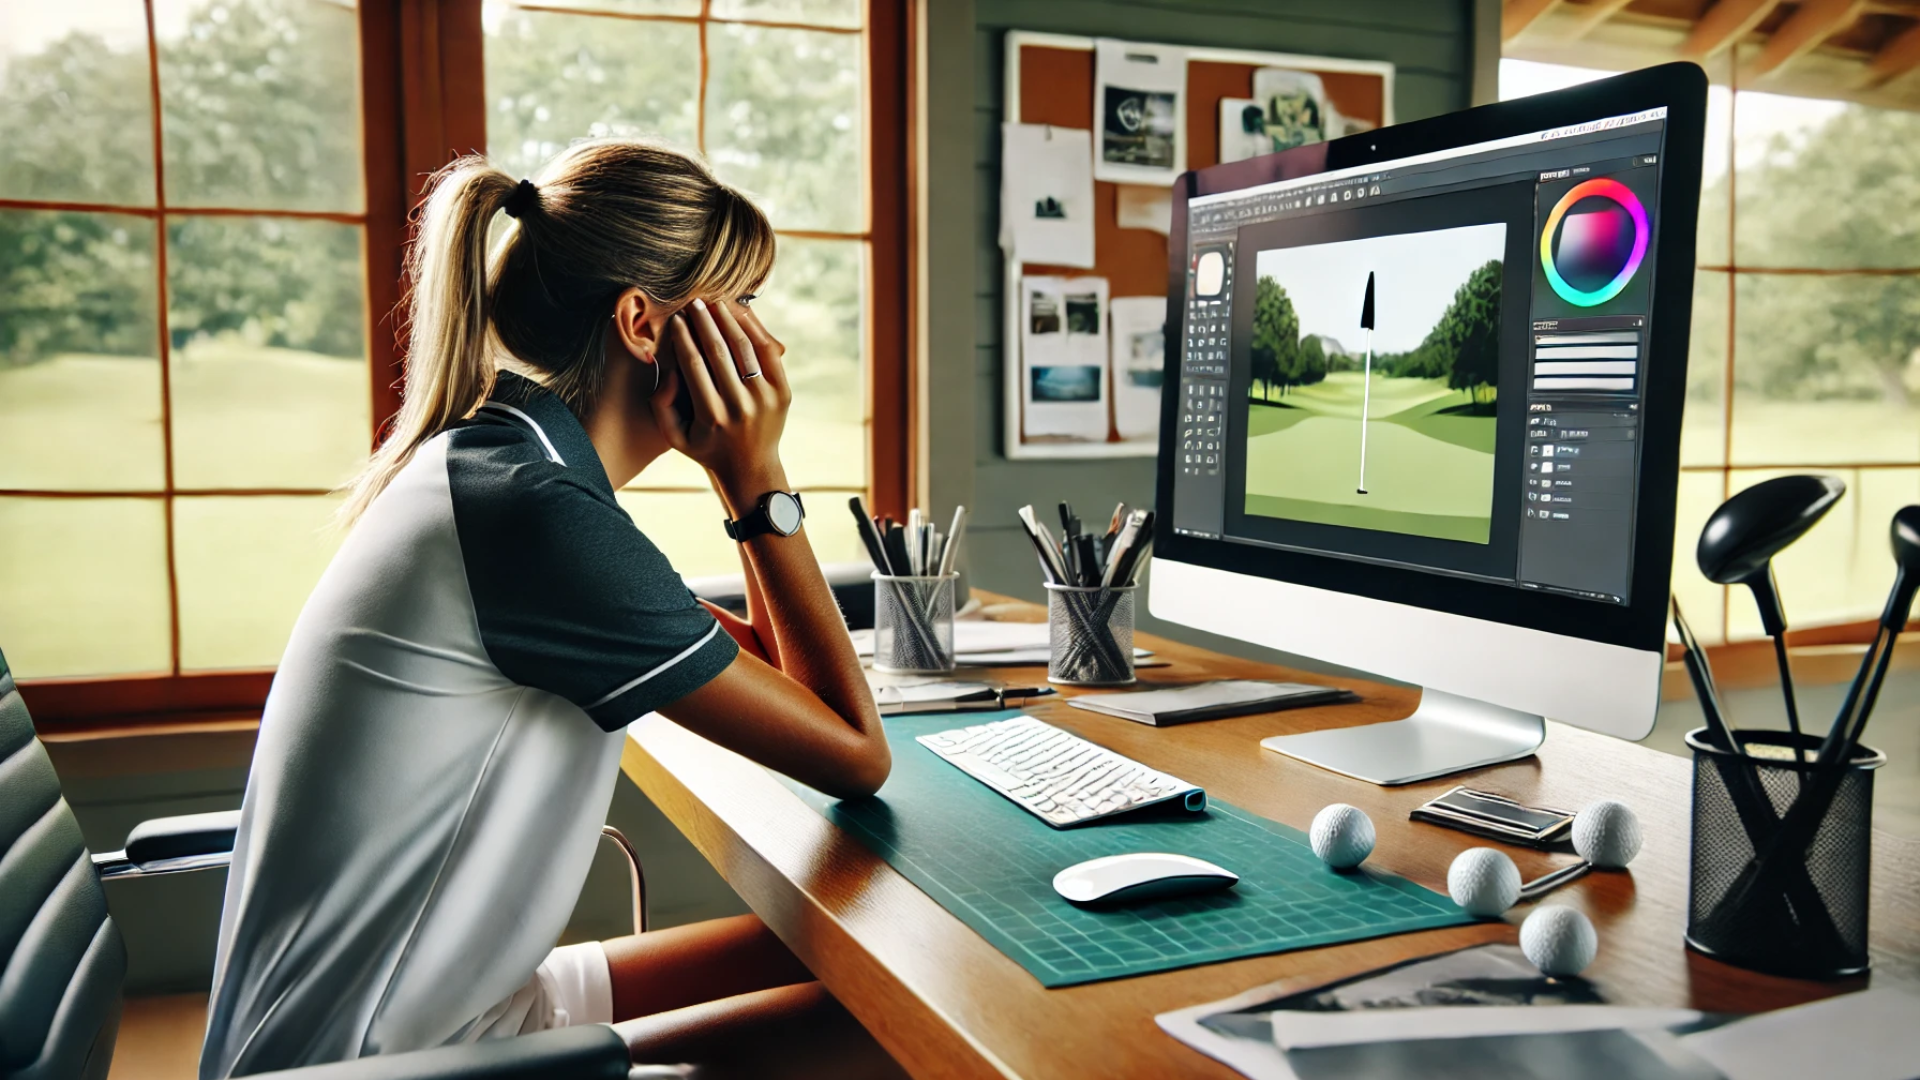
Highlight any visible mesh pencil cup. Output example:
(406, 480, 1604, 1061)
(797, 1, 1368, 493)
(1683, 727, 1883, 980)
(872, 572, 957, 674)
(1045, 584, 1136, 687)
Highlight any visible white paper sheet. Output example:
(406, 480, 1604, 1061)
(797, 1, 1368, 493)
(1115, 183, 1172, 235)
(1093, 38, 1186, 184)
(850, 621, 1154, 663)
(999, 124, 1095, 268)
(1271, 1006, 1702, 1051)
(1110, 296, 1165, 442)
(1679, 988, 1920, 1080)
(1020, 275, 1110, 442)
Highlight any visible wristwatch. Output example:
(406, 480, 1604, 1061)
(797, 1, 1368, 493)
(723, 490, 805, 541)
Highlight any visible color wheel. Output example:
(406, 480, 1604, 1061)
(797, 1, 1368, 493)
(1540, 178, 1648, 307)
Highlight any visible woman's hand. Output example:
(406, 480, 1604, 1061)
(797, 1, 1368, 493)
(651, 298, 793, 503)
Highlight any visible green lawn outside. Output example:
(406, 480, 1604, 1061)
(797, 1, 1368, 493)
(1, 348, 865, 678)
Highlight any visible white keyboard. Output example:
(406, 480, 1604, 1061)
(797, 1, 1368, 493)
(916, 715, 1207, 828)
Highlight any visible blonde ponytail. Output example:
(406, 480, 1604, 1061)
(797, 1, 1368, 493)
(339, 141, 777, 525)
(340, 159, 517, 524)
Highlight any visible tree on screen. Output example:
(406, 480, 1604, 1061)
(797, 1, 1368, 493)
(1296, 333, 1329, 387)
(1436, 260, 1502, 412)
(1251, 275, 1299, 400)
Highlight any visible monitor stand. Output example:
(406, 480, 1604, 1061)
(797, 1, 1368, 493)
(1260, 689, 1545, 786)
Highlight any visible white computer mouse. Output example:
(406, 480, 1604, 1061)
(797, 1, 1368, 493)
(1052, 852, 1239, 905)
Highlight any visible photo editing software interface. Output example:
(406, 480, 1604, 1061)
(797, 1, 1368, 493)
(1173, 107, 1669, 606)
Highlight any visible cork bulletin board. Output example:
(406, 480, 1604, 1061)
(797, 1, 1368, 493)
(1002, 32, 1395, 459)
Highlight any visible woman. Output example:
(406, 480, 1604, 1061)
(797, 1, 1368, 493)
(199, 141, 895, 1079)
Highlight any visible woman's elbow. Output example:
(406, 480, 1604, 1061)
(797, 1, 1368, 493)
(825, 739, 891, 800)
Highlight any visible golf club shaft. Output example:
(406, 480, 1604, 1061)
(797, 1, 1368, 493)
(1818, 623, 1891, 767)
(1771, 633, 1807, 763)
(1841, 623, 1899, 761)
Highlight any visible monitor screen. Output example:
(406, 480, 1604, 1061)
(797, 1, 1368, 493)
(1167, 104, 1677, 620)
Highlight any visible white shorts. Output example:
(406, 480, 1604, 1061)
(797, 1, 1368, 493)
(464, 941, 614, 1040)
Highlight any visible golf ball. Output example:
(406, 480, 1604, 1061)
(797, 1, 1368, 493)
(1520, 905, 1598, 977)
(1572, 799, 1641, 870)
(1309, 803, 1375, 869)
(1447, 847, 1521, 917)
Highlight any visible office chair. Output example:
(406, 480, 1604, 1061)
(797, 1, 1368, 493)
(0, 647, 636, 1080)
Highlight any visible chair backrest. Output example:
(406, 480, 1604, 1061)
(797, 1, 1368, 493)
(0, 649, 125, 1080)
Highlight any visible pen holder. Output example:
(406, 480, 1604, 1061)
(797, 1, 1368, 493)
(1045, 584, 1136, 687)
(1683, 728, 1883, 980)
(872, 572, 957, 674)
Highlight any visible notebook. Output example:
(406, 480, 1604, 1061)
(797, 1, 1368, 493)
(1067, 679, 1355, 727)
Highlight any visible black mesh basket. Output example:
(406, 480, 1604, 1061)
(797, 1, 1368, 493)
(1684, 727, 1884, 980)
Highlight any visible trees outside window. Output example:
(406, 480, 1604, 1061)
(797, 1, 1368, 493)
(1, 0, 903, 709)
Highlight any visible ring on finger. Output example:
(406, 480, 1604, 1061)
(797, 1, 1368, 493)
(742, 368, 762, 380)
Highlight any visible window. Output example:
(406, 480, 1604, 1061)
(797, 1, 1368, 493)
(1, 0, 368, 682)
(1504, 60, 1920, 643)
(2, 1, 906, 719)
(482, 0, 878, 578)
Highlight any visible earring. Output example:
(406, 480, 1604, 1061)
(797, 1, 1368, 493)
(648, 352, 662, 393)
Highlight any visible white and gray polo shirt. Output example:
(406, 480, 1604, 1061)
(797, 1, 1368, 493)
(200, 372, 737, 1077)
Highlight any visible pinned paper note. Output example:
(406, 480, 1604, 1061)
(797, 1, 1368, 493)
(1110, 296, 1165, 442)
(999, 124, 1095, 268)
(1020, 276, 1109, 442)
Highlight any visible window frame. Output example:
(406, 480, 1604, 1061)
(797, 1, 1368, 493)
(1681, 69, 1920, 645)
(16, 0, 912, 730)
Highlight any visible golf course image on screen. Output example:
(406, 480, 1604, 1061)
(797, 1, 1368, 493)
(1244, 223, 1505, 544)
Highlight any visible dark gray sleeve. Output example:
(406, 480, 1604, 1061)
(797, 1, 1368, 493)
(446, 429, 738, 731)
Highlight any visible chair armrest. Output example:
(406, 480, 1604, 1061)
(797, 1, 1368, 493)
(93, 809, 241, 880)
(253, 1026, 630, 1080)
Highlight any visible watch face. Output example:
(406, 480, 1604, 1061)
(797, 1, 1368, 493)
(767, 492, 804, 535)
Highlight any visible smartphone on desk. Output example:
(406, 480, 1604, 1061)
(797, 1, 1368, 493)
(1410, 787, 1574, 848)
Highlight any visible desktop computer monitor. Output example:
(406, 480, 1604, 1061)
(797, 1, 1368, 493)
(1151, 63, 1707, 785)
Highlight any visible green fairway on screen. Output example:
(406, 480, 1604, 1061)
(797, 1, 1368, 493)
(1244, 224, 1504, 545)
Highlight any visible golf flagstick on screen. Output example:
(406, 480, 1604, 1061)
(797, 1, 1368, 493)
(1356, 270, 1375, 495)
(1152, 65, 1705, 781)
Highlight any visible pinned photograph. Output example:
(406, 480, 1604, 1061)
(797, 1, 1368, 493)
(1221, 70, 1345, 163)
(1065, 292, 1102, 335)
(1030, 292, 1062, 335)
(1093, 39, 1186, 184)
(1252, 68, 1342, 149)
(1018, 275, 1111, 444)
(1219, 98, 1271, 164)
(999, 124, 1096, 268)
(1033, 366, 1102, 403)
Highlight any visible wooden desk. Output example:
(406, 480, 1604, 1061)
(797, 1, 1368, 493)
(622, 592, 1920, 1080)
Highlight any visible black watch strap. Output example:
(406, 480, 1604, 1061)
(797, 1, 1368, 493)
(724, 491, 805, 541)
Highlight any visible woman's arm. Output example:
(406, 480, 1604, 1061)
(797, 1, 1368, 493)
(698, 507, 777, 666)
(652, 300, 888, 799)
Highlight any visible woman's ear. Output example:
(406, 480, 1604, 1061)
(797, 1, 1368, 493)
(609, 286, 674, 384)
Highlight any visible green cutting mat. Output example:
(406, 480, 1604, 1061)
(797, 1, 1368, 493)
(780, 711, 1472, 987)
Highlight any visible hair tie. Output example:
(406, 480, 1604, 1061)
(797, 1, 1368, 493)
(503, 178, 537, 219)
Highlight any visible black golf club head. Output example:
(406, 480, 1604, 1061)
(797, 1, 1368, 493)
(1697, 474, 1846, 637)
(1883, 504, 1920, 630)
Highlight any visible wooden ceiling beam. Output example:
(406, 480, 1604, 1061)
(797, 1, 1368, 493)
(1678, 0, 1782, 60)
(1748, 0, 1869, 77)
(1504, 0, 1563, 44)
(1856, 19, 1920, 86)
(1564, 0, 1640, 41)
